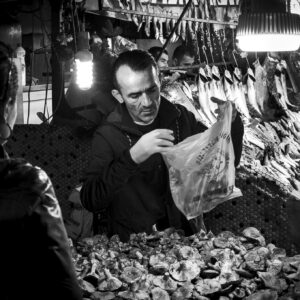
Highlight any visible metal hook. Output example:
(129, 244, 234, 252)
(202, 45, 209, 65)
(232, 49, 238, 67)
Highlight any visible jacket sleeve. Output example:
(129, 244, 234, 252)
(32, 168, 82, 300)
(181, 105, 244, 167)
(80, 129, 139, 212)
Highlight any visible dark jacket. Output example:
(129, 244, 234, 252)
(81, 98, 244, 241)
(0, 146, 82, 300)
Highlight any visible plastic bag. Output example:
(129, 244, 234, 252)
(163, 101, 242, 220)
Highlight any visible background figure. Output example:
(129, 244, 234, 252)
(148, 46, 169, 69)
(0, 42, 82, 300)
(172, 45, 195, 67)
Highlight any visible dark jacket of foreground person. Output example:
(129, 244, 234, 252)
(0, 146, 82, 300)
(81, 98, 244, 241)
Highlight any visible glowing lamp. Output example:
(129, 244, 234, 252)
(74, 32, 93, 90)
(236, 0, 300, 52)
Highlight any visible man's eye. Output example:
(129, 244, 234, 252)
(149, 87, 157, 93)
(131, 94, 140, 99)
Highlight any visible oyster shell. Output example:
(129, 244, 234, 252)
(169, 260, 200, 282)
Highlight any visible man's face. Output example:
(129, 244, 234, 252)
(176, 54, 195, 67)
(114, 65, 161, 125)
(157, 53, 169, 69)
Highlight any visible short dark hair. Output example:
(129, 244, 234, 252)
(172, 45, 195, 63)
(113, 50, 158, 89)
(148, 47, 168, 61)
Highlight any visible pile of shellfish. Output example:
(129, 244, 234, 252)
(72, 227, 300, 299)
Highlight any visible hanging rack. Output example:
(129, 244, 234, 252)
(158, 0, 194, 60)
(160, 61, 233, 72)
(86, 8, 238, 26)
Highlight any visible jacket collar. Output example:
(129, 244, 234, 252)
(105, 97, 181, 136)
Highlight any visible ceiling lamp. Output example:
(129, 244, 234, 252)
(236, 0, 300, 52)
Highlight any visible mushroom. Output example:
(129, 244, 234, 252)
(120, 266, 143, 285)
(84, 258, 101, 287)
(151, 287, 170, 300)
(170, 260, 200, 282)
(149, 254, 170, 274)
(195, 278, 221, 296)
(117, 290, 150, 300)
(242, 227, 266, 246)
(152, 273, 177, 292)
(176, 245, 202, 261)
(258, 272, 288, 293)
(98, 268, 122, 291)
(79, 278, 96, 295)
(171, 283, 193, 300)
(266, 259, 283, 275)
(213, 237, 231, 249)
(244, 289, 278, 300)
(91, 291, 116, 300)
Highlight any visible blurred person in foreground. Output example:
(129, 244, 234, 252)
(80, 50, 244, 242)
(0, 42, 82, 300)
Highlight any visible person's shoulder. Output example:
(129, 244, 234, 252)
(93, 121, 122, 139)
(0, 158, 51, 195)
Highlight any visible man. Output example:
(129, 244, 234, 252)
(80, 50, 244, 242)
(172, 45, 195, 67)
(148, 46, 169, 69)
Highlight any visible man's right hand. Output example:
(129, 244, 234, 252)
(130, 129, 174, 164)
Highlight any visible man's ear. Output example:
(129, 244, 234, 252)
(111, 89, 124, 103)
(172, 58, 178, 66)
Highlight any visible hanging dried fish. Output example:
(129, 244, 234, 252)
(181, 18, 187, 41)
(144, 1, 151, 37)
(213, 6, 225, 31)
(165, 10, 172, 37)
(198, 67, 216, 125)
(187, 4, 196, 41)
(193, 3, 200, 34)
(130, 0, 139, 26)
(157, 6, 165, 45)
(198, 0, 205, 19)
(153, 6, 160, 40)
(232, 67, 251, 121)
(135, 0, 145, 32)
(204, 0, 210, 19)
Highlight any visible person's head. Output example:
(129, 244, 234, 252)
(172, 45, 195, 67)
(0, 42, 18, 144)
(148, 47, 169, 69)
(112, 50, 161, 126)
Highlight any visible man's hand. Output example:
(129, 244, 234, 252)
(130, 129, 174, 164)
(211, 97, 237, 122)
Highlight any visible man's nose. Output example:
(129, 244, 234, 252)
(141, 93, 152, 106)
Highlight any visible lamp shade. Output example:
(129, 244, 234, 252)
(237, 11, 300, 52)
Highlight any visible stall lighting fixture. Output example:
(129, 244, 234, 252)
(236, 0, 300, 52)
(75, 31, 93, 90)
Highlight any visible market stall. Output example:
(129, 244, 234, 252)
(3, 0, 300, 299)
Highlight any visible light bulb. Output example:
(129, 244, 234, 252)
(74, 45, 93, 90)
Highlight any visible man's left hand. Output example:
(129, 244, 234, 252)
(211, 97, 237, 123)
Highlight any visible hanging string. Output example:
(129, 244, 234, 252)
(232, 49, 238, 67)
(202, 45, 209, 65)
